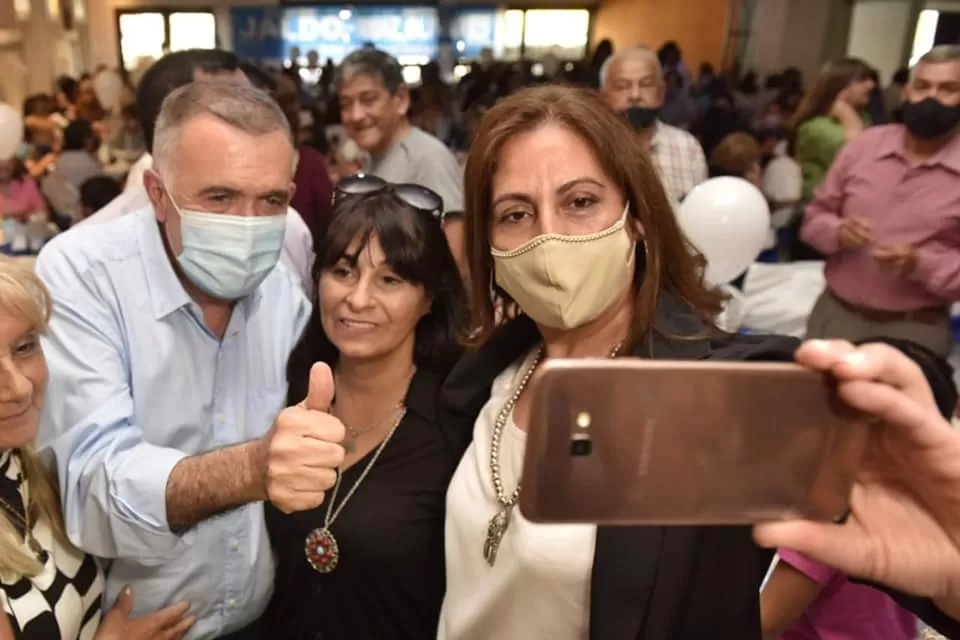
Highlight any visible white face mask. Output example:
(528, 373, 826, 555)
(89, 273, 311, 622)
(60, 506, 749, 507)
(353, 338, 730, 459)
(490, 205, 635, 329)
(166, 191, 287, 300)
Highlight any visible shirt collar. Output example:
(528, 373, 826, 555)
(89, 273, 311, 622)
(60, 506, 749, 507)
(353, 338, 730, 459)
(135, 204, 266, 323)
(237, 287, 264, 322)
(135, 205, 192, 320)
(650, 121, 664, 150)
(877, 125, 960, 174)
(930, 131, 960, 174)
(371, 124, 413, 166)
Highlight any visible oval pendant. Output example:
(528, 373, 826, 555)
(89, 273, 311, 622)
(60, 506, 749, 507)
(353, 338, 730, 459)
(304, 527, 340, 573)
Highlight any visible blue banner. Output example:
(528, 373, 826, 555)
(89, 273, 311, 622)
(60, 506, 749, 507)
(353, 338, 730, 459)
(231, 6, 439, 62)
(232, 6, 284, 59)
(449, 8, 498, 58)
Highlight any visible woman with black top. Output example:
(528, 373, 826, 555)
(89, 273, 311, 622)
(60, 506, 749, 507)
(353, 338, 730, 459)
(263, 177, 466, 639)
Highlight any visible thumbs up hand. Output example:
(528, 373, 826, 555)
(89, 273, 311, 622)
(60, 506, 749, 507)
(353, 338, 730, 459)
(264, 363, 346, 514)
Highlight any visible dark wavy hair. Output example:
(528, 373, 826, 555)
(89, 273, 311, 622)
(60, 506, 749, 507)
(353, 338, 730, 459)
(285, 191, 466, 405)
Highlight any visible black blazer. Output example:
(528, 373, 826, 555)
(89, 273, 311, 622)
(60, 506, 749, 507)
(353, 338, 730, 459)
(438, 295, 960, 639)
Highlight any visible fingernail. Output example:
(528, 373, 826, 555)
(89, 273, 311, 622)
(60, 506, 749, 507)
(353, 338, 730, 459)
(123, 585, 133, 597)
(843, 352, 867, 367)
(807, 339, 831, 351)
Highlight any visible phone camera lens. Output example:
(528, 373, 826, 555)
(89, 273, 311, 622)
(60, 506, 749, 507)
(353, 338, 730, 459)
(570, 439, 592, 457)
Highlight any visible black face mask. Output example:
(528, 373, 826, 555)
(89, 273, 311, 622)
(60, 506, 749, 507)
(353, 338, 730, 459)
(901, 97, 960, 139)
(623, 106, 659, 130)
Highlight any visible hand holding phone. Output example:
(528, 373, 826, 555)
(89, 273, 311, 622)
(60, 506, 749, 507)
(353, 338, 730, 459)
(520, 359, 869, 525)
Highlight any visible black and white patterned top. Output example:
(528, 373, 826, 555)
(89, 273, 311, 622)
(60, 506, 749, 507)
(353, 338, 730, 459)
(0, 450, 103, 639)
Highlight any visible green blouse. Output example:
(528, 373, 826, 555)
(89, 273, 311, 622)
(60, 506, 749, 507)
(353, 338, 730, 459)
(794, 114, 870, 201)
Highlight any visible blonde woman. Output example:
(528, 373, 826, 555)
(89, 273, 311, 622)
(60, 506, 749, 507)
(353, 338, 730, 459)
(0, 257, 194, 640)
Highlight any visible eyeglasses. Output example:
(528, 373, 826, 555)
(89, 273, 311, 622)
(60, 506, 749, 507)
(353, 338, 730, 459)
(334, 173, 444, 219)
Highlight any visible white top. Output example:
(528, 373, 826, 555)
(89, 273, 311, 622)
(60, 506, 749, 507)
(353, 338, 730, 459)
(762, 153, 803, 226)
(123, 152, 154, 194)
(740, 261, 826, 338)
(439, 352, 596, 640)
(760, 149, 803, 248)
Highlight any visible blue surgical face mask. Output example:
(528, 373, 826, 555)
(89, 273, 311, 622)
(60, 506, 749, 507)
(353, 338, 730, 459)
(165, 192, 287, 300)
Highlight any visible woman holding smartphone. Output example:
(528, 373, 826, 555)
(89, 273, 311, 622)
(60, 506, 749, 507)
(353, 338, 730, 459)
(260, 84, 960, 639)
(434, 85, 960, 639)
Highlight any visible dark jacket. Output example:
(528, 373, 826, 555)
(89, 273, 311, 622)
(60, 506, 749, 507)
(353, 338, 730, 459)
(439, 295, 960, 639)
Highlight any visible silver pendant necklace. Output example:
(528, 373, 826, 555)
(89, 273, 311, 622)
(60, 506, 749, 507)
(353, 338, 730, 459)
(304, 366, 415, 572)
(304, 407, 406, 573)
(483, 341, 623, 566)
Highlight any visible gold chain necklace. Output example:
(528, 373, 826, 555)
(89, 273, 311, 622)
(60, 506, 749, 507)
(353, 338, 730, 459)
(337, 399, 405, 455)
(483, 341, 623, 566)
(335, 367, 415, 455)
(304, 406, 406, 574)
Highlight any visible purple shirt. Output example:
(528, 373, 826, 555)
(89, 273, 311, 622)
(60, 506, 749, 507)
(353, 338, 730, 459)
(290, 145, 334, 241)
(1, 177, 46, 221)
(801, 124, 960, 311)
(778, 550, 916, 640)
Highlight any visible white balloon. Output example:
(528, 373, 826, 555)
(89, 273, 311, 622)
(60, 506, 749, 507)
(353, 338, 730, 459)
(676, 176, 771, 285)
(94, 69, 125, 112)
(0, 103, 24, 159)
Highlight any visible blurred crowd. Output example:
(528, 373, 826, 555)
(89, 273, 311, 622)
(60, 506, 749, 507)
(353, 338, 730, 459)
(0, 30, 958, 640)
(0, 39, 912, 269)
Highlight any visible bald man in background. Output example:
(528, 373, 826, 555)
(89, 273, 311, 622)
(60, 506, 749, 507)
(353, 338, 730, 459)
(600, 46, 708, 204)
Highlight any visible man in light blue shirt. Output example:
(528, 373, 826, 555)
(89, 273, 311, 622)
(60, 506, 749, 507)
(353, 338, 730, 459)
(36, 80, 322, 639)
(95, 49, 316, 295)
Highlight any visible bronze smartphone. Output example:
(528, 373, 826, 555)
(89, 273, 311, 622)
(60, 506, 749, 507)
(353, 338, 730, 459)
(519, 359, 869, 525)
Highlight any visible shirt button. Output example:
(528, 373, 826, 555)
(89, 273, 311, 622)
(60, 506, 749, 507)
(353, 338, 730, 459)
(217, 415, 226, 424)
(227, 598, 236, 608)
(231, 539, 240, 551)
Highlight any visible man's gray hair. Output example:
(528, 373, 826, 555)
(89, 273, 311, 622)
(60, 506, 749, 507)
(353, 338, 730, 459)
(336, 48, 405, 94)
(911, 45, 960, 81)
(153, 79, 293, 174)
(915, 45, 960, 69)
(599, 46, 662, 89)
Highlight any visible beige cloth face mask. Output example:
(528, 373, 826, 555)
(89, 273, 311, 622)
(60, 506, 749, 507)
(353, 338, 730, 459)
(491, 205, 635, 330)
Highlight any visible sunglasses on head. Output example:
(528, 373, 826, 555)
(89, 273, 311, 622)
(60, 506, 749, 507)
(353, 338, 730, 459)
(334, 173, 444, 219)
